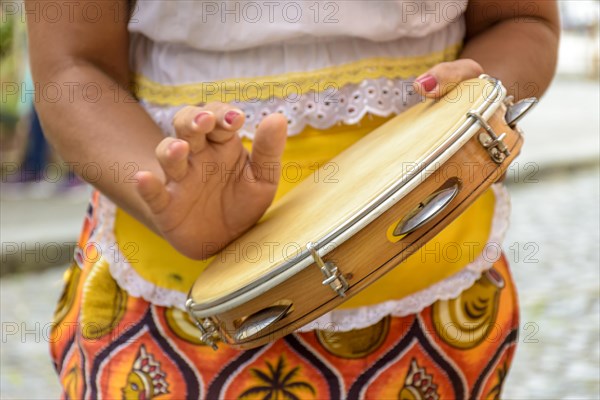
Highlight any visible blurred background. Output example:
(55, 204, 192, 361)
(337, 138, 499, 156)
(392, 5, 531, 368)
(1, 1, 599, 398)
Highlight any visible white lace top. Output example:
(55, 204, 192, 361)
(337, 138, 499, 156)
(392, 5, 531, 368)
(129, 0, 468, 137)
(89, 0, 512, 331)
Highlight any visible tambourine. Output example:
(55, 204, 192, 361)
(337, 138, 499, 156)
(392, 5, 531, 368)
(186, 76, 536, 349)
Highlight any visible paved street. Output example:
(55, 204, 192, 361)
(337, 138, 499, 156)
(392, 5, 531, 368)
(503, 166, 600, 399)
(1, 268, 63, 398)
(2, 75, 599, 399)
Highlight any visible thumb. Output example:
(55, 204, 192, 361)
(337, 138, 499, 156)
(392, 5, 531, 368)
(413, 59, 484, 99)
(248, 113, 288, 186)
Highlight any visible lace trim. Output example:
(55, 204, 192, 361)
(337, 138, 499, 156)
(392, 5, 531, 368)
(93, 184, 510, 332)
(142, 77, 425, 139)
(133, 43, 461, 106)
(94, 195, 188, 307)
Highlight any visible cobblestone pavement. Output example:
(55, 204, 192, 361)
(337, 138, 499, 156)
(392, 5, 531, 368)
(503, 166, 600, 399)
(1, 167, 598, 399)
(1, 267, 63, 399)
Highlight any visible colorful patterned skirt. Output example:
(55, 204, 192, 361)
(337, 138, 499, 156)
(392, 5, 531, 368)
(50, 249, 518, 399)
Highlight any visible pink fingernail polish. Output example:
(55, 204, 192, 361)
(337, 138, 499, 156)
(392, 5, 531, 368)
(416, 74, 438, 92)
(224, 111, 240, 125)
(194, 112, 210, 125)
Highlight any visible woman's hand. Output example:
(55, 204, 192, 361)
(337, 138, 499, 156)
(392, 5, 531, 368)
(413, 1, 559, 102)
(412, 59, 484, 99)
(135, 103, 288, 259)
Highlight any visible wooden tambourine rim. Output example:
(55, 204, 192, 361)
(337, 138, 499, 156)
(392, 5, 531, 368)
(188, 75, 506, 317)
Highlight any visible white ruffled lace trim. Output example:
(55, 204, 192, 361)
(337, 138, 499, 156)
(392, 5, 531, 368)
(141, 77, 422, 139)
(93, 196, 188, 307)
(91, 184, 510, 333)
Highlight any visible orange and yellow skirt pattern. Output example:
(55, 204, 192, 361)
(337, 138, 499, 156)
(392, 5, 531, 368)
(50, 192, 519, 400)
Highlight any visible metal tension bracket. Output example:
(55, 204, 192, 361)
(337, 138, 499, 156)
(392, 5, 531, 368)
(185, 299, 220, 350)
(306, 242, 348, 298)
(467, 110, 510, 164)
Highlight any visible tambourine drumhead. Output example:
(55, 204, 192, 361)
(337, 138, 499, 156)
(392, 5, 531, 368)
(190, 78, 501, 308)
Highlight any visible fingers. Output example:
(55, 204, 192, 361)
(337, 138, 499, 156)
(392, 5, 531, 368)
(413, 59, 484, 99)
(172, 106, 216, 153)
(202, 102, 246, 143)
(173, 103, 246, 148)
(135, 171, 170, 214)
(248, 113, 288, 185)
(156, 137, 189, 182)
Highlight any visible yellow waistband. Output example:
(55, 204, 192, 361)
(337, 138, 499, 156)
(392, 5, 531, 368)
(133, 43, 462, 106)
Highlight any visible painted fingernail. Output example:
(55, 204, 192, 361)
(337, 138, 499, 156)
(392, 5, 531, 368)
(224, 110, 241, 126)
(416, 74, 438, 92)
(193, 112, 211, 126)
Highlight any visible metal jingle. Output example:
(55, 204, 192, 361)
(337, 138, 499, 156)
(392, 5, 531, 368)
(393, 180, 461, 236)
(234, 304, 293, 342)
(505, 97, 538, 127)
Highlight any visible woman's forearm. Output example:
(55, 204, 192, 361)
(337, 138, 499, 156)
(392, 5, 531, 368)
(34, 61, 165, 231)
(461, 12, 560, 100)
(27, 0, 165, 232)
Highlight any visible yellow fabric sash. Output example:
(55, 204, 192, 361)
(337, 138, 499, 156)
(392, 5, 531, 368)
(114, 115, 494, 308)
